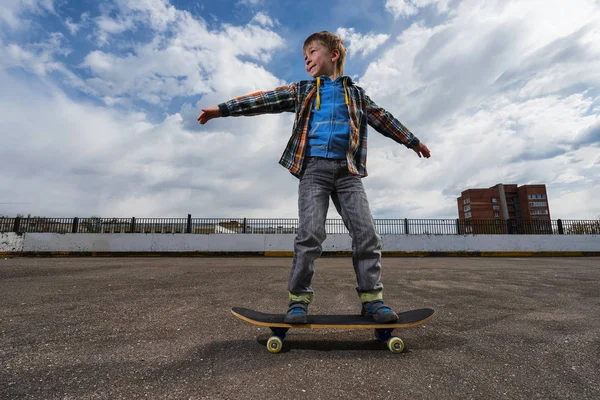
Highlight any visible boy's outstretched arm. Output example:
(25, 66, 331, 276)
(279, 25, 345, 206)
(365, 95, 431, 159)
(197, 84, 297, 125)
(197, 106, 221, 124)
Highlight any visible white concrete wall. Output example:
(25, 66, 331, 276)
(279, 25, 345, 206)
(0, 233, 24, 253)
(1, 233, 597, 254)
(22, 233, 265, 252)
(381, 234, 600, 252)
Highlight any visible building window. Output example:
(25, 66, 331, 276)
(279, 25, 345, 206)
(464, 212, 472, 218)
(464, 205, 471, 212)
(492, 197, 498, 203)
(529, 201, 547, 207)
(492, 205, 500, 210)
(528, 194, 547, 200)
(463, 198, 470, 205)
(494, 212, 500, 217)
(530, 209, 549, 215)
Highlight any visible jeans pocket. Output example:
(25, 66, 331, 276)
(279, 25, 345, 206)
(299, 157, 317, 179)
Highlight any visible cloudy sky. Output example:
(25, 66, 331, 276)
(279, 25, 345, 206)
(1, 0, 599, 220)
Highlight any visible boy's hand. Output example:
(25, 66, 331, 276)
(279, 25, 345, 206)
(413, 142, 431, 158)
(197, 106, 221, 124)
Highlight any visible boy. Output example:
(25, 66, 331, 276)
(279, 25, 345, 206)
(198, 31, 431, 324)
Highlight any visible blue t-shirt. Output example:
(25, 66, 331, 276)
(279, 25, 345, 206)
(306, 76, 350, 159)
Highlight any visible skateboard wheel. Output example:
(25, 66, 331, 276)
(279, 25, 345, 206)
(267, 336, 283, 353)
(387, 337, 405, 353)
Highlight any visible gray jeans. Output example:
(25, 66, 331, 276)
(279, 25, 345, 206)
(288, 157, 384, 298)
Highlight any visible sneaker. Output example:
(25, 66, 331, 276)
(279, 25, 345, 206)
(361, 301, 399, 323)
(284, 301, 308, 324)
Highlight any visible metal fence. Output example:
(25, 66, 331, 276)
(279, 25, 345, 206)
(1, 216, 599, 235)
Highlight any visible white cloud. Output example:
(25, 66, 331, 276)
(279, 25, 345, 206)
(1, 32, 70, 75)
(1, 0, 599, 221)
(251, 12, 275, 27)
(336, 27, 390, 57)
(80, 7, 285, 106)
(91, 0, 178, 46)
(0, 2, 292, 218)
(551, 186, 600, 220)
(385, 0, 418, 18)
(94, 15, 135, 46)
(385, 0, 449, 19)
(0, 66, 297, 218)
(0, 0, 55, 29)
(237, 0, 264, 7)
(357, 0, 600, 218)
(362, 0, 600, 119)
(65, 12, 89, 35)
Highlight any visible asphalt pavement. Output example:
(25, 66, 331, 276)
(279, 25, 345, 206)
(1, 256, 599, 399)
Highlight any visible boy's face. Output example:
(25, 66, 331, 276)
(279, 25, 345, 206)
(303, 41, 339, 78)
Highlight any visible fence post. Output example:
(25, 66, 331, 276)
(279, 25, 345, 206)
(506, 219, 513, 234)
(557, 219, 564, 235)
(404, 218, 409, 235)
(131, 217, 136, 233)
(187, 214, 192, 234)
(456, 219, 460, 234)
(13, 217, 21, 233)
(72, 217, 79, 233)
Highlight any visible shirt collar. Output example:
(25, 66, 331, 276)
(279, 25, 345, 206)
(316, 75, 352, 85)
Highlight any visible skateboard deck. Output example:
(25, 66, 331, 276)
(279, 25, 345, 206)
(231, 306, 435, 353)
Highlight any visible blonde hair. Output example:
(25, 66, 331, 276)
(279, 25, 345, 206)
(303, 31, 347, 75)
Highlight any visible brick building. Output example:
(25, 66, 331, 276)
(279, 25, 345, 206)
(457, 184, 551, 234)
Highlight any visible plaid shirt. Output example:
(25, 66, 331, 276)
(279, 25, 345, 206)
(218, 77, 420, 178)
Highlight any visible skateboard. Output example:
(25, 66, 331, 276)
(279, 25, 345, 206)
(231, 306, 435, 353)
